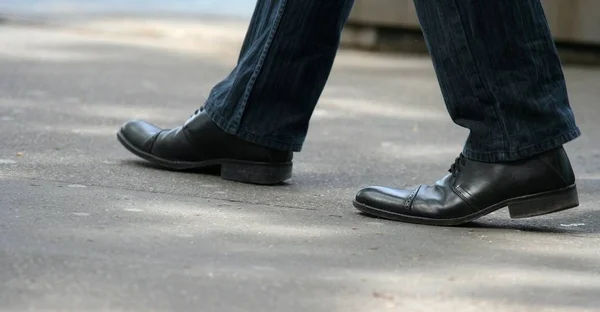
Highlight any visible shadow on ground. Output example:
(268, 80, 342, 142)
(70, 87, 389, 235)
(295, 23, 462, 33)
(1, 25, 600, 311)
(1, 178, 599, 311)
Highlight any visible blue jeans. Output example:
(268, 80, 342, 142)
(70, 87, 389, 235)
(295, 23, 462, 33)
(203, 0, 580, 162)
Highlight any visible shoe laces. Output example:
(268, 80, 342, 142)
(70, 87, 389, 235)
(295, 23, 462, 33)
(190, 106, 204, 118)
(448, 154, 467, 177)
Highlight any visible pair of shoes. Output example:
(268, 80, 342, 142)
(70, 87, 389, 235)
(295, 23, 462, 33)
(118, 113, 579, 226)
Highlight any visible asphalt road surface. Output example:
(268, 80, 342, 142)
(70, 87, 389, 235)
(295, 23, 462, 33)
(1, 21, 600, 312)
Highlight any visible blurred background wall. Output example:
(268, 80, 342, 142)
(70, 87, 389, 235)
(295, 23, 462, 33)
(2, 0, 599, 63)
(348, 0, 600, 44)
(343, 0, 600, 64)
(0, 0, 255, 17)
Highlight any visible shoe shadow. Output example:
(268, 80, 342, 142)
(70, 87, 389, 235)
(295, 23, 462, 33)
(460, 218, 599, 234)
(120, 159, 290, 186)
(122, 159, 221, 176)
(356, 212, 597, 234)
(458, 221, 576, 234)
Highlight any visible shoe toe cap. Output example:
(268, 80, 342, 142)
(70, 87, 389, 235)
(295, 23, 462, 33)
(355, 186, 414, 214)
(118, 120, 162, 149)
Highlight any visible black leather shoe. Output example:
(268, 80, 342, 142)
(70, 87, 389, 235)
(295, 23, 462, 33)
(117, 109, 293, 185)
(353, 146, 579, 226)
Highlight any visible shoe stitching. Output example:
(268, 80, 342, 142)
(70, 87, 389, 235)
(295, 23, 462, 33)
(404, 185, 422, 213)
(450, 181, 478, 213)
(146, 131, 163, 153)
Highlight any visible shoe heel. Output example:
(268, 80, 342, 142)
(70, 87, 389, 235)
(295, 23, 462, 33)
(220, 161, 292, 185)
(508, 185, 579, 219)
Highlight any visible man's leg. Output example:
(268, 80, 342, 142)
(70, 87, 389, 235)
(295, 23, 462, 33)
(416, 0, 579, 161)
(204, 0, 355, 152)
(117, 0, 354, 184)
(354, 0, 581, 225)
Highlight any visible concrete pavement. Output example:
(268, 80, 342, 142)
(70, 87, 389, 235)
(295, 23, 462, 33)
(1, 19, 600, 311)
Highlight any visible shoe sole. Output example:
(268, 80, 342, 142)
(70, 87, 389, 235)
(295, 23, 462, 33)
(353, 184, 579, 226)
(117, 132, 292, 185)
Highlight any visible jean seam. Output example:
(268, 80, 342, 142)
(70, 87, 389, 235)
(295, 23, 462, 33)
(233, 0, 289, 133)
(451, 0, 512, 152)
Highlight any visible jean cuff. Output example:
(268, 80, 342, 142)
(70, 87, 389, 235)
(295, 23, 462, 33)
(463, 127, 581, 162)
(203, 105, 303, 152)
